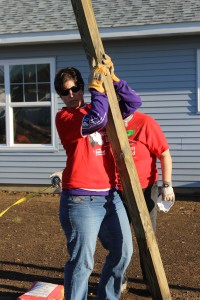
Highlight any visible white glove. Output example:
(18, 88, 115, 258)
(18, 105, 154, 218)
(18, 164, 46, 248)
(49, 171, 63, 188)
(161, 182, 175, 201)
(157, 194, 174, 213)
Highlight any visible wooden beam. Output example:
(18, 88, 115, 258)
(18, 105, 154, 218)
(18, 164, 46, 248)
(70, 1, 172, 299)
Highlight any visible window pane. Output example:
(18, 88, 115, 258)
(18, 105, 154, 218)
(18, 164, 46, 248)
(24, 65, 36, 83)
(10, 65, 23, 83)
(0, 66, 5, 103)
(24, 84, 37, 102)
(37, 64, 50, 82)
(0, 107, 6, 144)
(38, 83, 51, 102)
(0, 85, 5, 104)
(0, 66, 4, 84)
(11, 84, 23, 102)
(13, 107, 51, 144)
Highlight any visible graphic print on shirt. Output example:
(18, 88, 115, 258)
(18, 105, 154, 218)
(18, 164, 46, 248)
(89, 130, 110, 157)
(126, 129, 135, 137)
(126, 129, 136, 156)
(89, 132, 103, 147)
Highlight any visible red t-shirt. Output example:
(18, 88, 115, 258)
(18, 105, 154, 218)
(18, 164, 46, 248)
(56, 104, 117, 191)
(120, 112, 169, 189)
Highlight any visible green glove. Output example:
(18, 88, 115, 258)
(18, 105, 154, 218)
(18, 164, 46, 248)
(88, 63, 108, 93)
(102, 54, 120, 82)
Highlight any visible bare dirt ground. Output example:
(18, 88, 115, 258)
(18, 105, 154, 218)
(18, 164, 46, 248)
(0, 190, 200, 300)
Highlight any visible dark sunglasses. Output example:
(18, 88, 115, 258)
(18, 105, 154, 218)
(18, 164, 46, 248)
(61, 84, 81, 96)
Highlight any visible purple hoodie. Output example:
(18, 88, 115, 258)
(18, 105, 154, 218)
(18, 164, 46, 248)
(82, 79, 142, 135)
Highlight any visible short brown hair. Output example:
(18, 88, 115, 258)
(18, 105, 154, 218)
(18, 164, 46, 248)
(54, 67, 84, 95)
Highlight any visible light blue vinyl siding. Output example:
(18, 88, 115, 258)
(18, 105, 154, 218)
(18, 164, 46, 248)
(0, 35, 200, 187)
(105, 37, 200, 187)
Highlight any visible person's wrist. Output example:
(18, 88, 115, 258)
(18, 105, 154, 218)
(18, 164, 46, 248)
(162, 181, 172, 188)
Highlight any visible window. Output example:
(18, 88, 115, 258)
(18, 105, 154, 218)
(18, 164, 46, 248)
(0, 58, 57, 151)
(197, 50, 200, 113)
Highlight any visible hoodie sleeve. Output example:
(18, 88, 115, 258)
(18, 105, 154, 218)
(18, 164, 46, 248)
(113, 80, 142, 119)
(82, 90, 109, 136)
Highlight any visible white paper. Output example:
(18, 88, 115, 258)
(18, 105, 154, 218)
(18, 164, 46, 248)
(25, 282, 57, 296)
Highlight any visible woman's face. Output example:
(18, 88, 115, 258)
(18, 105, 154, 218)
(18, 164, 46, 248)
(60, 79, 84, 109)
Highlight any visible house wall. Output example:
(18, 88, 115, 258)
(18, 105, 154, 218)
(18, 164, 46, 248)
(0, 35, 200, 188)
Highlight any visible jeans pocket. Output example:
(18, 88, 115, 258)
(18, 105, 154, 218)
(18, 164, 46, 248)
(68, 195, 87, 204)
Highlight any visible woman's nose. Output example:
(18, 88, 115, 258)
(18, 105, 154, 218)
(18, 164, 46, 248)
(68, 89, 74, 97)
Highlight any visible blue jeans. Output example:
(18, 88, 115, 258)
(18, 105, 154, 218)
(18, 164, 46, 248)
(59, 191, 133, 300)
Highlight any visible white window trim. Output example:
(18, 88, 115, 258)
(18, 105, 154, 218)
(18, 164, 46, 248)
(0, 57, 58, 152)
(197, 50, 200, 113)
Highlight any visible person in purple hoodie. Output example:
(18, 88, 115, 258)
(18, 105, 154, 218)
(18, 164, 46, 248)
(53, 56, 142, 300)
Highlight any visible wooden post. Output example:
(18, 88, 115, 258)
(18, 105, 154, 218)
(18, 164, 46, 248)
(70, 1, 172, 299)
